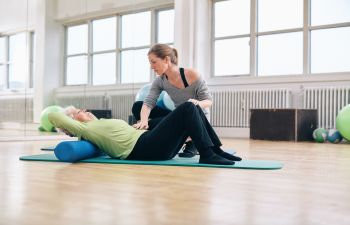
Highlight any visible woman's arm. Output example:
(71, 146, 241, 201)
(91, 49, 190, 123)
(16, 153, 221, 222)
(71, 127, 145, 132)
(133, 104, 151, 130)
(48, 112, 86, 137)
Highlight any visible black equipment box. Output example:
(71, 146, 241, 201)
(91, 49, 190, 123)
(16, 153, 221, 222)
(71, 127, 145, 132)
(250, 109, 317, 141)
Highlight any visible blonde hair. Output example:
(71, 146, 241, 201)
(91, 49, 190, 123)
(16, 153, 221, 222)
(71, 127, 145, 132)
(148, 44, 178, 65)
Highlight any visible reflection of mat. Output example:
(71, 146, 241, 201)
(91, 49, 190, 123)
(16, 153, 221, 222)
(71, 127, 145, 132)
(20, 154, 283, 170)
(41, 146, 55, 151)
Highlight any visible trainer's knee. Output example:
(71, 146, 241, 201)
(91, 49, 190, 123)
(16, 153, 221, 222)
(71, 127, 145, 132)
(177, 102, 195, 110)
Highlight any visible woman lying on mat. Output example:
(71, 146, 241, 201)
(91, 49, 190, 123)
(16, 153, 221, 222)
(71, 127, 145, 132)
(48, 102, 241, 165)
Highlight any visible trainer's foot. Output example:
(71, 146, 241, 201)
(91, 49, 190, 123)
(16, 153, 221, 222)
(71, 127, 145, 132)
(213, 147, 242, 161)
(199, 154, 235, 165)
(178, 141, 198, 158)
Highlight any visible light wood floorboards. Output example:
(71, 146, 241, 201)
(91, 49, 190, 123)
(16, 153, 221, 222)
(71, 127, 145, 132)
(1, 138, 350, 225)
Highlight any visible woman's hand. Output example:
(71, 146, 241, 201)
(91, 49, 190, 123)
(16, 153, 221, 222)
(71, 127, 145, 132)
(188, 98, 200, 106)
(132, 120, 149, 130)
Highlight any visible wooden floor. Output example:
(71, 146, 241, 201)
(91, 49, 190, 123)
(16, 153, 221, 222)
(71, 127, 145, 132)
(1, 137, 350, 225)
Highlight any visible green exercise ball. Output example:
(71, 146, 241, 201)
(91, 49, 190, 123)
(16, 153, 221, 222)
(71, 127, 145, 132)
(336, 104, 350, 141)
(40, 105, 63, 132)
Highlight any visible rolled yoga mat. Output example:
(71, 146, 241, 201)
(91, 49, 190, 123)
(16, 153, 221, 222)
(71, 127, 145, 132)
(19, 154, 283, 170)
(53, 140, 104, 162)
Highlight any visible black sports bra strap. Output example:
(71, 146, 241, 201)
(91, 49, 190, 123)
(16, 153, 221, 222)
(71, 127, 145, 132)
(179, 68, 189, 87)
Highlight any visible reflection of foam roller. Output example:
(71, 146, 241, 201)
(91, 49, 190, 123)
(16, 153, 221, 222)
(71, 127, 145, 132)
(54, 140, 104, 162)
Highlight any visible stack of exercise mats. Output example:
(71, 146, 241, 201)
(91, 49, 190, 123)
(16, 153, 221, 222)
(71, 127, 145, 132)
(21, 141, 283, 170)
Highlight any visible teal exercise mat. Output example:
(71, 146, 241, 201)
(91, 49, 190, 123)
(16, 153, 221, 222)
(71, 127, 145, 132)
(40, 147, 235, 153)
(19, 154, 283, 170)
(41, 146, 55, 151)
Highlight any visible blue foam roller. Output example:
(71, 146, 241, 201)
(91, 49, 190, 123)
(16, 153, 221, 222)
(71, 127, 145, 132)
(54, 140, 104, 162)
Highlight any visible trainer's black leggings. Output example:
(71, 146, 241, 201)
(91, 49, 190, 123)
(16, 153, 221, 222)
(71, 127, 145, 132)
(127, 102, 222, 160)
(131, 101, 171, 130)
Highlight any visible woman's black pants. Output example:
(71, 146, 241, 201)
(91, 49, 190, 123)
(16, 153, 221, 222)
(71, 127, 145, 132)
(131, 101, 171, 130)
(127, 102, 221, 160)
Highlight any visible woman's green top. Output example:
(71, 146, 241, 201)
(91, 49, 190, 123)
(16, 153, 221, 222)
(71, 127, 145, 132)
(48, 112, 146, 159)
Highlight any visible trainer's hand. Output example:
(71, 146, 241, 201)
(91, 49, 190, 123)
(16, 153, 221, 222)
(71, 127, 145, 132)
(132, 120, 149, 130)
(188, 98, 200, 106)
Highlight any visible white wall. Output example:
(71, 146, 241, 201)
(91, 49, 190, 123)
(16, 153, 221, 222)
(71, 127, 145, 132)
(56, 0, 172, 22)
(0, 0, 37, 32)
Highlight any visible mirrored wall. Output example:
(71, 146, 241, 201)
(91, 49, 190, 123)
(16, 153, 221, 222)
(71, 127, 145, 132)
(0, 0, 174, 140)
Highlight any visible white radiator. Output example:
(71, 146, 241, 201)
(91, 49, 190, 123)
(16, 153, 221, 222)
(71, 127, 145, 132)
(210, 89, 291, 127)
(303, 87, 350, 129)
(109, 94, 135, 122)
(55, 95, 108, 109)
(0, 98, 33, 122)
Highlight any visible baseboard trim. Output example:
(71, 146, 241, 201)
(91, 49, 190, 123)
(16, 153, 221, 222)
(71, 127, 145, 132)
(213, 127, 250, 138)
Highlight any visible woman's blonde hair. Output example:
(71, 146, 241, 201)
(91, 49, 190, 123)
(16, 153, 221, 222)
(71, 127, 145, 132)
(148, 44, 178, 65)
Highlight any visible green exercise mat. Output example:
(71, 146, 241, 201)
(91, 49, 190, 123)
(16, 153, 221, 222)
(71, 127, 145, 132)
(20, 154, 283, 170)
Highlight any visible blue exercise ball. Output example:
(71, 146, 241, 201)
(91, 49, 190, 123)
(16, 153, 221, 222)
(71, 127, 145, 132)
(135, 84, 167, 109)
(163, 92, 175, 111)
(327, 129, 343, 143)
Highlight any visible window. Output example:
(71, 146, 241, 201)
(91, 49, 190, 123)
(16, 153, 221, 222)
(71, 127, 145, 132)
(120, 11, 151, 83)
(0, 32, 34, 90)
(311, 0, 350, 26)
(258, 32, 303, 76)
(258, 0, 303, 32)
(311, 27, 350, 73)
(213, 0, 250, 76)
(64, 7, 174, 86)
(157, 9, 175, 44)
(66, 24, 88, 85)
(212, 0, 350, 77)
(92, 17, 116, 85)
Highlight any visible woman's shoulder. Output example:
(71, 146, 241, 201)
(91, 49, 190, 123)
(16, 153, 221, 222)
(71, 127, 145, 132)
(184, 68, 201, 84)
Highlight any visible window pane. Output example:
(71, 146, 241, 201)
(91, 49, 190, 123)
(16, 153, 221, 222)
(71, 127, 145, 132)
(311, 27, 350, 73)
(157, 9, 174, 43)
(121, 11, 151, 48)
(0, 37, 6, 62)
(66, 56, 87, 85)
(0, 65, 5, 89)
(67, 24, 88, 55)
(214, 38, 250, 76)
(215, 0, 250, 37)
(121, 49, 149, 83)
(258, 32, 303, 76)
(311, 0, 350, 26)
(93, 53, 116, 85)
(93, 17, 116, 52)
(9, 33, 27, 89)
(258, 0, 303, 32)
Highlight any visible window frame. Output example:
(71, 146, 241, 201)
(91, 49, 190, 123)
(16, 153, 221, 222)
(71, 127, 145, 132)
(211, 0, 350, 78)
(64, 6, 174, 87)
(0, 31, 35, 91)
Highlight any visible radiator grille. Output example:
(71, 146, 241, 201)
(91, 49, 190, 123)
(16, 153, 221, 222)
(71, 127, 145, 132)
(303, 87, 350, 129)
(110, 95, 135, 122)
(55, 95, 108, 109)
(0, 98, 33, 122)
(210, 89, 291, 127)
